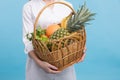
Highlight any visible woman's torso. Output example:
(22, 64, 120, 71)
(27, 0, 73, 29)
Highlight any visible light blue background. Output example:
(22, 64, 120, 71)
(0, 0, 120, 80)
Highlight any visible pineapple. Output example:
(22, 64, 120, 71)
(47, 3, 95, 51)
(50, 28, 70, 39)
(50, 3, 95, 40)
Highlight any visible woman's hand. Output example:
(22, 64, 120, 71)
(28, 50, 61, 74)
(76, 47, 87, 63)
(36, 60, 61, 74)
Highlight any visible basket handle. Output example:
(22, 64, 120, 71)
(34, 1, 75, 39)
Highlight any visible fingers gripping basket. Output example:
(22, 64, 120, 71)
(32, 2, 86, 71)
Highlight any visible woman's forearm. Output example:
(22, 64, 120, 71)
(28, 50, 42, 65)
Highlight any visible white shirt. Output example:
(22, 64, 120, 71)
(22, 0, 73, 54)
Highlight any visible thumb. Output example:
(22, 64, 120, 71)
(48, 64, 58, 70)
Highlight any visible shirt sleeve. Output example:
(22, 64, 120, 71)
(22, 3, 34, 54)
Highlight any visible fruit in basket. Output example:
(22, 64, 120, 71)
(40, 35, 49, 43)
(36, 27, 49, 43)
(36, 35, 49, 43)
(26, 26, 49, 43)
(60, 14, 72, 28)
(46, 24, 60, 37)
(50, 28, 70, 39)
(36, 27, 46, 37)
(50, 3, 95, 40)
(67, 3, 95, 33)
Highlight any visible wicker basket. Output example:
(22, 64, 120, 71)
(32, 2, 86, 71)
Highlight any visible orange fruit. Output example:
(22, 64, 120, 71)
(46, 24, 60, 37)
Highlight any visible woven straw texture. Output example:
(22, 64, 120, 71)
(32, 2, 86, 71)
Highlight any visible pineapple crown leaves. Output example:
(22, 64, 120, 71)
(67, 2, 96, 32)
